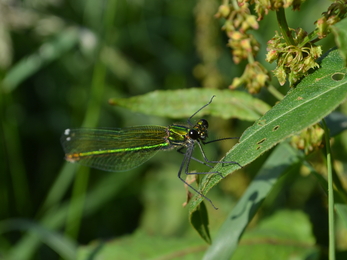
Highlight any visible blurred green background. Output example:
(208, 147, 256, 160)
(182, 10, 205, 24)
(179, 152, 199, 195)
(1, 0, 345, 260)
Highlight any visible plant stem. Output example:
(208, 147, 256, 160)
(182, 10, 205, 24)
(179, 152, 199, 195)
(276, 8, 295, 45)
(321, 119, 335, 260)
(231, 0, 239, 10)
(267, 84, 284, 100)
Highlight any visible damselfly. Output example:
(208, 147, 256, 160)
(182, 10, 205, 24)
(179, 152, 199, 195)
(61, 96, 241, 209)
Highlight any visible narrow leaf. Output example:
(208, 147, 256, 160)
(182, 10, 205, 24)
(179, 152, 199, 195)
(109, 88, 270, 121)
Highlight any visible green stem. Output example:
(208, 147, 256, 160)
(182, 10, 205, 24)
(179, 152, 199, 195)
(321, 119, 335, 260)
(231, 0, 239, 10)
(267, 84, 284, 100)
(1, 93, 32, 216)
(276, 8, 295, 45)
(247, 52, 255, 64)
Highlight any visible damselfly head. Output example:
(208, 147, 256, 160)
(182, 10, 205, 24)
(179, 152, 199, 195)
(188, 119, 209, 141)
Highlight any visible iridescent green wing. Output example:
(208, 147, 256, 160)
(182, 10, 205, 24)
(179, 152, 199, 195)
(61, 126, 170, 172)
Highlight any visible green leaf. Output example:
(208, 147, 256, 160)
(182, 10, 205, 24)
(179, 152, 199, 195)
(202, 143, 304, 258)
(1, 27, 80, 93)
(109, 88, 270, 121)
(335, 203, 347, 229)
(189, 49, 347, 229)
(0, 219, 77, 260)
(325, 112, 347, 136)
(189, 202, 211, 244)
(77, 231, 206, 260)
(232, 210, 319, 260)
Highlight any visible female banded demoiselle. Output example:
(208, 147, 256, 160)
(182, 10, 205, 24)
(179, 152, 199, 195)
(61, 96, 241, 209)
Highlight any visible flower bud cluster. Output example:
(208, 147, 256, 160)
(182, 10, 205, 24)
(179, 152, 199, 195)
(290, 124, 325, 155)
(215, 1, 259, 64)
(253, 0, 305, 20)
(266, 29, 322, 86)
(216, 1, 271, 93)
(230, 61, 270, 93)
(315, 0, 347, 39)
